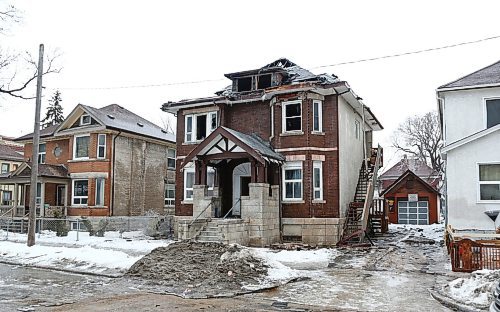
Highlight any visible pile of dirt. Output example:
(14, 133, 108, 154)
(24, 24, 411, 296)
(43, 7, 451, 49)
(127, 242, 268, 297)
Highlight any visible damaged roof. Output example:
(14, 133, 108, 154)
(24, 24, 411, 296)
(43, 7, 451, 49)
(438, 59, 500, 90)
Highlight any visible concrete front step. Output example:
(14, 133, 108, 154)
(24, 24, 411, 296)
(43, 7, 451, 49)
(196, 235, 222, 243)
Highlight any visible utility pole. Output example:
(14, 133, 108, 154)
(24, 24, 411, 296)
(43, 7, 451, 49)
(27, 44, 44, 247)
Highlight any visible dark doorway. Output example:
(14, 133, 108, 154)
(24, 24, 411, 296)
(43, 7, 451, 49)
(240, 176, 251, 197)
(57, 185, 65, 206)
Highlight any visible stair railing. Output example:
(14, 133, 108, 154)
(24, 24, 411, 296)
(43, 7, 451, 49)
(189, 200, 213, 228)
(223, 199, 241, 219)
(360, 144, 382, 242)
(0, 207, 15, 218)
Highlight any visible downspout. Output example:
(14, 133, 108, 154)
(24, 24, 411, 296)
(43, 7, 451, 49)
(110, 131, 122, 216)
(269, 97, 276, 141)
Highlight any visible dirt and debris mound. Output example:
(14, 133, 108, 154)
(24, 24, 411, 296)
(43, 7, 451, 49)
(127, 242, 268, 297)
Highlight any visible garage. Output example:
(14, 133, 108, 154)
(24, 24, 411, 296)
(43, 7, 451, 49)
(398, 200, 429, 225)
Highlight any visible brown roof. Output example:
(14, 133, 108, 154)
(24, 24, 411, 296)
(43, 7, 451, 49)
(380, 157, 439, 180)
(17, 163, 68, 178)
(15, 123, 60, 141)
(380, 170, 440, 196)
(0, 144, 24, 162)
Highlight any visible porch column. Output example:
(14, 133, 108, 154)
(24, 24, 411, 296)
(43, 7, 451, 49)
(256, 163, 266, 183)
(250, 160, 257, 183)
(64, 182, 69, 216)
(13, 183, 18, 208)
(40, 182, 45, 217)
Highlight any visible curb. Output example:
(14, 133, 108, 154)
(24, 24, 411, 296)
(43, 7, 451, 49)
(429, 289, 486, 312)
(0, 260, 123, 278)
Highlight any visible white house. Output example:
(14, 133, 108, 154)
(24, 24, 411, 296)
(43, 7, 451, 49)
(437, 60, 500, 231)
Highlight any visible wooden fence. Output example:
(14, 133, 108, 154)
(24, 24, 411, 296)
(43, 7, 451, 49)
(446, 225, 500, 272)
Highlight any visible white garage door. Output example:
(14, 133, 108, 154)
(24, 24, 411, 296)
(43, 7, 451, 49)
(398, 201, 429, 225)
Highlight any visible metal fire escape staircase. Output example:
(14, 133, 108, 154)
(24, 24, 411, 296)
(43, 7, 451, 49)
(338, 145, 382, 246)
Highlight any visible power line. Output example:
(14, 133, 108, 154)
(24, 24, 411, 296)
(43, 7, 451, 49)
(47, 34, 500, 91)
(311, 34, 500, 69)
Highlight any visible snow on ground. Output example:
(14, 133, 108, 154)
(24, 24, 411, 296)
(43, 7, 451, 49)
(0, 230, 173, 275)
(442, 269, 500, 307)
(389, 222, 445, 242)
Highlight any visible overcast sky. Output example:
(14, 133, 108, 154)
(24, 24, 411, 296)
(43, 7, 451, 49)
(2, 0, 500, 167)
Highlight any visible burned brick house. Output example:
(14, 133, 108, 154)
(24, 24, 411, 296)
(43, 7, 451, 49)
(162, 58, 383, 246)
(0, 104, 176, 224)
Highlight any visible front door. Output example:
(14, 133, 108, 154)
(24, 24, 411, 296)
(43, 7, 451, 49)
(232, 162, 250, 216)
(56, 185, 66, 206)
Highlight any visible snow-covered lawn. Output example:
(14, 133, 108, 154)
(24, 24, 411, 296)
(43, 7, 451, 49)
(0, 230, 173, 275)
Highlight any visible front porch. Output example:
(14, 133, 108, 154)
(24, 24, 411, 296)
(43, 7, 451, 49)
(176, 127, 284, 246)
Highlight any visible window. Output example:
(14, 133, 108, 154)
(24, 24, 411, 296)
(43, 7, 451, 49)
(72, 180, 88, 205)
(486, 99, 500, 129)
(97, 134, 106, 159)
(184, 112, 218, 143)
(313, 161, 323, 200)
(184, 164, 195, 200)
(70, 222, 87, 231)
(1, 163, 9, 174)
(479, 164, 500, 201)
(38, 143, 46, 164)
(35, 182, 42, 205)
(167, 149, 176, 169)
(313, 100, 323, 132)
(282, 101, 302, 133)
(73, 135, 90, 159)
(257, 74, 272, 89)
(2, 191, 12, 205)
(95, 178, 105, 206)
(355, 120, 361, 140)
(165, 183, 175, 206)
(237, 77, 252, 92)
(283, 161, 303, 201)
(80, 114, 91, 126)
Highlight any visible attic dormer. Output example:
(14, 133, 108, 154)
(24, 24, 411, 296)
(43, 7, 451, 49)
(225, 70, 284, 93)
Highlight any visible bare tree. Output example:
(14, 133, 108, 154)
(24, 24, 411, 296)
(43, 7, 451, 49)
(392, 111, 444, 174)
(0, 3, 60, 100)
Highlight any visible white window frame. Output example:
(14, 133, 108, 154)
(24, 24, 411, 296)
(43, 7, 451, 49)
(167, 148, 176, 169)
(73, 134, 90, 160)
(80, 114, 91, 126)
(312, 161, 323, 201)
(477, 162, 500, 203)
(484, 97, 500, 129)
(38, 143, 46, 164)
(95, 178, 105, 206)
(97, 134, 106, 159)
(282, 161, 303, 201)
(35, 182, 42, 205)
(184, 111, 218, 143)
(1, 163, 9, 174)
(72, 179, 88, 206)
(282, 100, 302, 133)
(183, 163, 195, 201)
(164, 183, 175, 207)
(312, 100, 323, 133)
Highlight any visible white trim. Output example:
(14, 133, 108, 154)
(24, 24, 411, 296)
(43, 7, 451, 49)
(437, 82, 500, 92)
(73, 134, 90, 160)
(38, 143, 46, 164)
(80, 114, 91, 126)
(282, 100, 302, 134)
(276, 147, 338, 152)
(97, 134, 106, 159)
(442, 123, 500, 153)
(167, 148, 176, 169)
(164, 183, 175, 207)
(312, 100, 323, 132)
(282, 161, 303, 201)
(95, 177, 105, 206)
(183, 162, 195, 201)
(184, 111, 218, 143)
(313, 160, 323, 201)
(72, 179, 88, 206)
(477, 162, 500, 203)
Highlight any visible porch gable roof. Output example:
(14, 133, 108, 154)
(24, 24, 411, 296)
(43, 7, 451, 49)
(0, 162, 69, 180)
(181, 126, 284, 167)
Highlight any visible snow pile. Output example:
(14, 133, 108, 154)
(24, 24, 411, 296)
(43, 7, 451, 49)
(0, 231, 173, 275)
(389, 223, 444, 243)
(442, 269, 499, 307)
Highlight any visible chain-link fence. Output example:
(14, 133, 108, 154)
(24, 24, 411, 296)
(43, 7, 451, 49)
(0, 215, 175, 241)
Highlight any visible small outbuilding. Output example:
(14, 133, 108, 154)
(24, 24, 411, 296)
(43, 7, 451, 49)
(379, 157, 440, 225)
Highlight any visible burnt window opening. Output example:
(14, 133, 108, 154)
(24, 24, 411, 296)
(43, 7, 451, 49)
(237, 77, 252, 92)
(196, 115, 207, 140)
(257, 74, 272, 89)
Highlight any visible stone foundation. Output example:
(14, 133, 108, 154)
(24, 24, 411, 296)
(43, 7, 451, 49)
(282, 217, 346, 246)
